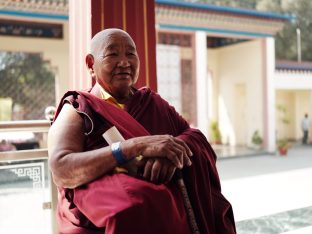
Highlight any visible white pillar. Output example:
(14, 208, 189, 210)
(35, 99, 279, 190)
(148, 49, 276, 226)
(195, 31, 209, 138)
(69, 0, 92, 90)
(263, 37, 276, 152)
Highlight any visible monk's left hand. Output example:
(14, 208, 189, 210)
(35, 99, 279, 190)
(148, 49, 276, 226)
(139, 158, 176, 184)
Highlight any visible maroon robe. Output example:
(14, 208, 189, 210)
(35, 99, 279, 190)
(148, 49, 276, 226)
(53, 87, 236, 234)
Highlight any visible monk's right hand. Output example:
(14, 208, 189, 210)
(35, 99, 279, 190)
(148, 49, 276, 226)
(123, 135, 193, 169)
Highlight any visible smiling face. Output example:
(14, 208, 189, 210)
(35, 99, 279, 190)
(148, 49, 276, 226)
(88, 29, 140, 100)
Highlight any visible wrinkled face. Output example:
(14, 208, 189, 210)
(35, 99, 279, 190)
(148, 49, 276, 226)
(92, 31, 140, 98)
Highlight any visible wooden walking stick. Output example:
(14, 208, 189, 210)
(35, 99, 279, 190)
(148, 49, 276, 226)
(175, 170, 200, 234)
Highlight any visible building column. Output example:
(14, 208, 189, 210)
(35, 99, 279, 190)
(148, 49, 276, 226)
(195, 31, 209, 138)
(68, 0, 92, 90)
(263, 37, 276, 152)
(68, 0, 157, 91)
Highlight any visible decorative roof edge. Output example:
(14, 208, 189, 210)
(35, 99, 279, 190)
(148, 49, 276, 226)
(156, 0, 294, 21)
(0, 9, 68, 21)
(158, 24, 273, 38)
(276, 60, 312, 71)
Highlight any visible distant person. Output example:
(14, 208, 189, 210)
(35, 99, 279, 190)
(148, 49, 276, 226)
(0, 139, 16, 152)
(44, 106, 56, 122)
(301, 113, 310, 144)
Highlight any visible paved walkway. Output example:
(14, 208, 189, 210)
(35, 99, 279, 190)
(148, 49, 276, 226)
(216, 145, 312, 234)
(217, 144, 312, 179)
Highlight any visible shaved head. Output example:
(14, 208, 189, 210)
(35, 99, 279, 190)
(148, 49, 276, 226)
(90, 28, 136, 57)
(86, 28, 140, 101)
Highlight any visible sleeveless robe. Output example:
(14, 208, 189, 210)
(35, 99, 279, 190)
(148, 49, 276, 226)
(53, 88, 236, 234)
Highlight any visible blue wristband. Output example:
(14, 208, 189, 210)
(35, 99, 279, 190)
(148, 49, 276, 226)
(111, 142, 128, 165)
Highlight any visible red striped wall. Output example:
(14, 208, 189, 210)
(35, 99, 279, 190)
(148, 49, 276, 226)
(91, 0, 157, 91)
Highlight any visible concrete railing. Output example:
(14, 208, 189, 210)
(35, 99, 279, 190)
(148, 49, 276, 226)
(0, 120, 57, 234)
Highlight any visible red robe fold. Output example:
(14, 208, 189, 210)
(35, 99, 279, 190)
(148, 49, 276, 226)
(53, 87, 236, 234)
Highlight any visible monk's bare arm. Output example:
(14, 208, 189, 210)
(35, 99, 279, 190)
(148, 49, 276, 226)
(48, 104, 192, 188)
(48, 103, 121, 188)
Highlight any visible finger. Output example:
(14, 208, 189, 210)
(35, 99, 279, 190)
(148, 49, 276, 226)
(164, 165, 176, 183)
(143, 159, 154, 180)
(158, 161, 169, 183)
(167, 138, 191, 165)
(136, 158, 148, 177)
(151, 159, 161, 183)
(168, 148, 184, 168)
(183, 154, 192, 167)
(166, 151, 183, 169)
(169, 145, 189, 167)
(170, 139, 192, 167)
(170, 147, 184, 167)
(173, 137, 193, 157)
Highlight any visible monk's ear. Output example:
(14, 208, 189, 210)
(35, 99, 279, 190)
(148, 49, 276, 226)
(86, 54, 94, 69)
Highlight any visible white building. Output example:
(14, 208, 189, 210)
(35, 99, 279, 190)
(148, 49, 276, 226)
(1, 0, 311, 154)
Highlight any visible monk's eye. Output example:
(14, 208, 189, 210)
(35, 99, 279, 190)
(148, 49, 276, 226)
(105, 52, 118, 57)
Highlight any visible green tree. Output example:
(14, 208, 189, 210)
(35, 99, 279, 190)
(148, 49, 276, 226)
(178, 0, 312, 61)
(0, 52, 55, 120)
(255, 0, 312, 61)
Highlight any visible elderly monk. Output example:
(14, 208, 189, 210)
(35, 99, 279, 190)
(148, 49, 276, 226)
(48, 28, 236, 234)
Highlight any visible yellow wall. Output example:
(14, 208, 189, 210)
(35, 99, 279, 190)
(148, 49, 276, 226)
(275, 91, 294, 139)
(0, 22, 69, 103)
(207, 49, 219, 123)
(276, 90, 312, 141)
(294, 91, 312, 140)
(208, 39, 263, 146)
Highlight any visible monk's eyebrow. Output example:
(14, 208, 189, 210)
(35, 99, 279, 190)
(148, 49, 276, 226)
(102, 44, 136, 55)
(126, 45, 136, 51)
(105, 44, 118, 51)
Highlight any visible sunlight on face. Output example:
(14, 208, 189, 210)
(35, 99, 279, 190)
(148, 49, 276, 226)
(91, 29, 140, 99)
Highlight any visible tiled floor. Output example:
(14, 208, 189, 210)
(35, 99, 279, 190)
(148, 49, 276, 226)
(212, 144, 267, 158)
(236, 206, 312, 234)
(216, 145, 312, 234)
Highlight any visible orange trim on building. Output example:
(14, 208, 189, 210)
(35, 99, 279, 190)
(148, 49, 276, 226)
(101, 0, 104, 30)
(143, 0, 150, 87)
(122, 0, 126, 30)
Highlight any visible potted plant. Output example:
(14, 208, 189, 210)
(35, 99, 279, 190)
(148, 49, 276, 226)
(210, 121, 222, 144)
(276, 104, 291, 156)
(277, 138, 289, 156)
(251, 130, 263, 149)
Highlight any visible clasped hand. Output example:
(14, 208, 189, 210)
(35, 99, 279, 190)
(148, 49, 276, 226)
(125, 135, 193, 184)
(136, 158, 179, 184)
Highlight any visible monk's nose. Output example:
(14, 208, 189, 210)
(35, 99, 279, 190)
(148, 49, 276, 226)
(117, 56, 130, 67)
